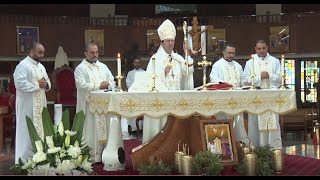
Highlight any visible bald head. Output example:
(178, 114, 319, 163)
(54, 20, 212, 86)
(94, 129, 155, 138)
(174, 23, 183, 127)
(29, 42, 45, 62)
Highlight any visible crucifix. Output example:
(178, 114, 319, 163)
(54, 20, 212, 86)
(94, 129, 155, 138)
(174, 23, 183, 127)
(197, 56, 212, 90)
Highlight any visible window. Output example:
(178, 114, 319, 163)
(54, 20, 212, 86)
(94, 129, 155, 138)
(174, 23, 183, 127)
(285, 59, 295, 90)
(300, 59, 319, 103)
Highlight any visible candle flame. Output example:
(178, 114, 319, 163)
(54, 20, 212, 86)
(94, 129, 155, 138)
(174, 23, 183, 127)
(117, 53, 120, 58)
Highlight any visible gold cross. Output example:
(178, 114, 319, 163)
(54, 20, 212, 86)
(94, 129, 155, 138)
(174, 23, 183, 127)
(197, 56, 212, 90)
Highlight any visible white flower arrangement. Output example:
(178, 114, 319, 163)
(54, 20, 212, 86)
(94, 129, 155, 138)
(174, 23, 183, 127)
(11, 108, 94, 175)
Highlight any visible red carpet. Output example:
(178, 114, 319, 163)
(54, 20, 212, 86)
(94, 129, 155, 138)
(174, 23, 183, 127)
(92, 139, 320, 176)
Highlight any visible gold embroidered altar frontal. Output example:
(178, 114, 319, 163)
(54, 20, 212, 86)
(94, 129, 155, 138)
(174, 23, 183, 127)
(88, 89, 296, 118)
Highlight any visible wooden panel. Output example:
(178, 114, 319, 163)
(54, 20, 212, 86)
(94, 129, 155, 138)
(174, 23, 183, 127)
(130, 115, 217, 170)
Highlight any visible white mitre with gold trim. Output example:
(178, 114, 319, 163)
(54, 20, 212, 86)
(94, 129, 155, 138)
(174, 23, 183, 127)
(157, 19, 176, 41)
(128, 71, 168, 92)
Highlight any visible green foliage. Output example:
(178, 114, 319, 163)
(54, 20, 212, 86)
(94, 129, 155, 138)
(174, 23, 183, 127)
(10, 108, 92, 175)
(138, 161, 172, 175)
(235, 159, 247, 175)
(192, 151, 223, 176)
(236, 145, 274, 176)
(42, 108, 55, 138)
(26, 116, 41, 152)
(254, 145, 273, 176)
(71, 110, 85, 144)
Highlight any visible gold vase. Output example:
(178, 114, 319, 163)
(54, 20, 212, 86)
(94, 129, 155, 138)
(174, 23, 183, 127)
(175, 151, 186, 173)
(272, 149, 284, 174)
(245, 153, 256, 176)
(181, 155, 193, 175)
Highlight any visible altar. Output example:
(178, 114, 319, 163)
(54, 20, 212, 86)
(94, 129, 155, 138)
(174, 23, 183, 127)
(86, 89, 296, 170)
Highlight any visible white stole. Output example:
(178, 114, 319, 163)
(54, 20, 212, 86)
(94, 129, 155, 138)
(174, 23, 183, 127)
(30, 63, 47, 140)
(222, 61, 240, 88)
(83, 60, 108, 142)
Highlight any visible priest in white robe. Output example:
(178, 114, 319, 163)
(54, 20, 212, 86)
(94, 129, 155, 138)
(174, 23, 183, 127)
(244, 40, 282, 149)
(121, 57, 145, 139)
(13, 42, 51, 164)
(142, 19, 194, 143)
(209, 43, 250, 146)
(74, 40, 115, 161)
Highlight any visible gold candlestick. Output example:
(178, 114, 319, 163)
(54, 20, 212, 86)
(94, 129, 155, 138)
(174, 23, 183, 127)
(150, 57, 158, 92)
(197, 56, 212, 91)
(115, 75, 124, 92)
(250, 55, 255, 90)
(279, 55, 287, 90)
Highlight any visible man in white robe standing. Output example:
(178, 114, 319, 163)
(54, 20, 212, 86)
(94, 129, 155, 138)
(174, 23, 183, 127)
(244, 40, 282, 149)
(142, 19, 194, 143)
(74, 40, 115, 161)
(121, 57, 145, 139)
(13, 42, 51, 164)
(209, 43, 250, 146)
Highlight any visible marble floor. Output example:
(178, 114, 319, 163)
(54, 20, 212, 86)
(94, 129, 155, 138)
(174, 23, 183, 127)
(0, 132, 319, 175)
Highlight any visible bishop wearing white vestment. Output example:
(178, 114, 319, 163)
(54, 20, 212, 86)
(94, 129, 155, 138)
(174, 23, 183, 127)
(13, 43, 51, 164)
(74, 41, 115, 161)
(209, 44, 249, 146)
(244, 40, 282, 149)
(142, 19, 194, 143)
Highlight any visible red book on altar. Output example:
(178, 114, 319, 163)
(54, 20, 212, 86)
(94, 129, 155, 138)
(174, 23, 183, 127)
(195, 82, 233, 91)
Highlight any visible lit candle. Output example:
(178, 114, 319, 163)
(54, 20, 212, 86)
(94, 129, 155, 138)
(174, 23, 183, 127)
(281, 54, 285, 76)
(117, 53, 121, 76)
(251, 54, 254, 77)
(152, 55, 156, 75)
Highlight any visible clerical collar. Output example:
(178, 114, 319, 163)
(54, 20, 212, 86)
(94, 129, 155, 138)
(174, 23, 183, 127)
(224, 58, 233, 62)
(86, 59, 97, 64)
(28, 56, 39, 65)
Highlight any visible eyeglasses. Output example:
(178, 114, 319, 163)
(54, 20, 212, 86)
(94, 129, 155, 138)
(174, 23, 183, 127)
(34, 51, 45, 55)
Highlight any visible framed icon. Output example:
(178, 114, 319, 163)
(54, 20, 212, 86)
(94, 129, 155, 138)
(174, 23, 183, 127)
(199, 119, 238, 166)
(85, 29, 104, 55)
(16, 26, 39, 55)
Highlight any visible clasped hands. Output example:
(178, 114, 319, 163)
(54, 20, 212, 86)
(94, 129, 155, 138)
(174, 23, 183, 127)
(38, 78, 48, 89)
(164, 65, 172, 76)
(99, 81, 109, 90)
(261, 71, 269, 79)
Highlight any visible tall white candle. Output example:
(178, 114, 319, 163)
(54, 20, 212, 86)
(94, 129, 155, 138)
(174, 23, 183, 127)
(251, 54, 254, 77)
(117, 53, 121, 76)
(152, 55, 156, 75)
(281, 55, 285, 75)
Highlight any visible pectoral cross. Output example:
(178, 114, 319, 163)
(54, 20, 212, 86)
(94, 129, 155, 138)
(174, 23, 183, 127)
(169, 55, 175, 79)
(197, 56, 212, 90)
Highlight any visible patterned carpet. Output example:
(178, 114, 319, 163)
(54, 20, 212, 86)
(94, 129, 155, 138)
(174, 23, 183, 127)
(92, 139, 320, 176)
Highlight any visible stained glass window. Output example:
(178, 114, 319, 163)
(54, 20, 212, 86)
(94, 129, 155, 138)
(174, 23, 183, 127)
(285, 59, 295, 90)
(300, 60, 319, 103)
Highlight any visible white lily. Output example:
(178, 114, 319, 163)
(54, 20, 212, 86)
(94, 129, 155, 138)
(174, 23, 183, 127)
(35, 140, 43, 152)
(58, 121, 64, 136)
(55, 160, 76, 175)
(67, 145, 81, 159)
(65, 134, 70, 148)
(22, 159, 33, 170)
(48, 147, 61, 154)
(80, 160, 93, 173)
(32, 151, 47, 163)
(65, 130, 77, 136)
(45, 135, 54, 148)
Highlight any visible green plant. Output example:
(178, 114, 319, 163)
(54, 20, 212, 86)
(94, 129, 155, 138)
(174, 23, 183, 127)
(236, 145, 274, 176)
(254, 145, 273, 176)
(10, 107, 94, 175)
(192, 151, 223, 176)
(235, 159, 247, 175)
(138, 161, 172, 175)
